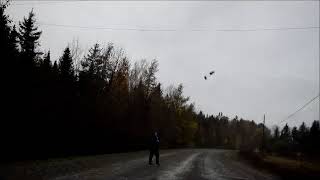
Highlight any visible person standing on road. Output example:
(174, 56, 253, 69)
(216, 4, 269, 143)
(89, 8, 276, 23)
(149, 131, 160, 166)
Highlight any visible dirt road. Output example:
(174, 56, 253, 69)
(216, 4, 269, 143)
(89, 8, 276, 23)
(0, 149, 279, 180)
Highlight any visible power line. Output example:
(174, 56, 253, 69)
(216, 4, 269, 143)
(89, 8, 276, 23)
(10, 1, 72, 6)
(38, 22, 179, 32)
(216, 27, 320, 31)
(278, 94, 320, 125)
(29, 22, 320, 32)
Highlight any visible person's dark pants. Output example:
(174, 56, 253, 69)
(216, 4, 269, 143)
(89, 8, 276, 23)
(149, 149, 159, 165)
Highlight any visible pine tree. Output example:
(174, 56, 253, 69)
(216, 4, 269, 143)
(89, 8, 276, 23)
(274, 126, 280, 139)
(0, 2, 11, 47)
(280, 124, 291, 140)
(1, 1, 19, 67)
(291, 126, 299, 151)
(144, 59, 158, 96)
(18, 9, 42, 66)
(41, 51, 51, 72)
(52, 61, 58, 75)
(310, 120, 320, 138)
(59, 47, 74, 82)
(298, 122, 308, 141)
(309, 120, 320, 154)
(82, 43, 101, 75)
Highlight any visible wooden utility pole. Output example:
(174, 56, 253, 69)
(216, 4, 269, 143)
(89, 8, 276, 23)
(262, 114, 265, 152)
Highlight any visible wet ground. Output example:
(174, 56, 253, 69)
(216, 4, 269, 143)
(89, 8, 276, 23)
(0, 149, 279, 180)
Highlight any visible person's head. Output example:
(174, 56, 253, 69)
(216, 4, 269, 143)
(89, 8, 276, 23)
(154, 132, 158, 136)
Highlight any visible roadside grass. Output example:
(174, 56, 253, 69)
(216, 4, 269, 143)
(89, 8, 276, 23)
(264, 155, 320, 172)
(240, 152, 320, 180)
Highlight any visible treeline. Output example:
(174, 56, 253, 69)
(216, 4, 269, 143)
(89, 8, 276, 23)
(2, 2, 271, 160)
(1, 4, 199, 159)
(196, 112, 270, 151)
(268, 121, 320, 158)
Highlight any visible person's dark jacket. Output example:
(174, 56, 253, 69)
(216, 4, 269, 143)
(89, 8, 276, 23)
(150, 134, 160, 151)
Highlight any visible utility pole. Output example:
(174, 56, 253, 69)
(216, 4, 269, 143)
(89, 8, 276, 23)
(262, 114, 265, 153)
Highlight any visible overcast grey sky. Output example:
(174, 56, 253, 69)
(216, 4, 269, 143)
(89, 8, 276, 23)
(7, 1, 319, 127)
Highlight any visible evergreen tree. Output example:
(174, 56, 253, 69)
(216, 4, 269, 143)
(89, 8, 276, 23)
(310, 120, 320, 138)
(1, 1, 19, 69)
(298, 122, 308, 142)
(52, 61, 59, 77)
(81, 43, 101, 75)
(59, 47, 74, 82)
(274, 126, 280, 139)
(309, 120, 320, 154)
(18, 9, 42, 67)
(280, 124, 291, 139)
(291, 126, 299, 151)
(144, 59, 158, 96)
(43, 51, 51, 71)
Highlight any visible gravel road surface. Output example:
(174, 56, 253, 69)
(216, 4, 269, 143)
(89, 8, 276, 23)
(0, 149, 279, 180)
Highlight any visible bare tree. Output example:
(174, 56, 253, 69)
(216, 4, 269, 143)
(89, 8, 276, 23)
(69, 38, 84, 75)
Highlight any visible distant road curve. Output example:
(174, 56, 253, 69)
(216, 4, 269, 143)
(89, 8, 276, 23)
(0, 149, 279, 180)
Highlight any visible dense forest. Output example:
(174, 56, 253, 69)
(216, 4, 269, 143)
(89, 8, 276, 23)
(268, 121, 320, 158)
(1, 2, 319, 161)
